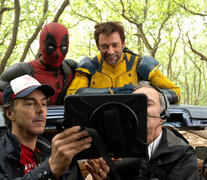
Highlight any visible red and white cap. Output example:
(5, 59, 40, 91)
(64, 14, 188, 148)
(3, 75, 55, 104)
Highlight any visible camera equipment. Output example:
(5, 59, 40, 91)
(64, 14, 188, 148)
(63, 94, 148, 159)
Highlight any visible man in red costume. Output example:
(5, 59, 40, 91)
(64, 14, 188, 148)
(0, 22, 77, 105)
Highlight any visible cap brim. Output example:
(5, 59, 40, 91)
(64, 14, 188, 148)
(16, 84, 55, 98)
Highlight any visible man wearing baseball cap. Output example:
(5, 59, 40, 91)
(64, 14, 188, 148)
(0, 75, 109, 179)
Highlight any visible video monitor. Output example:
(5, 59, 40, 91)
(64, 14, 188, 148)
(63, 94, 148, 159)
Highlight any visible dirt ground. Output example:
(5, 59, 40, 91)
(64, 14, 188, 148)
(179, 130, 207, 148)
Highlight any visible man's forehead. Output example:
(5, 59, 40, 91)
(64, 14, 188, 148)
(99, 32, 121, 41)
(134, 86, 156, 93)
(134, 87, 159, 100)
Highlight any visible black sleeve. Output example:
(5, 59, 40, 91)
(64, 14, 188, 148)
(0, 62, 33, 91)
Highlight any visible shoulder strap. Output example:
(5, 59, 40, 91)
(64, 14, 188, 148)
(56, 60, 74, 105)
(93, 56, 102, 73)
(124, 52, 136, 72)
(122, 47, 140, 72)
(85, 127, 122, 180)
(64, 59, 78, 71)
(123, 47, 137, 55)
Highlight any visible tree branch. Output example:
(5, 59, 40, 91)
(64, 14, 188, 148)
(137, 23, 154, 54)
(119, 0, 153, 52)
(0, 7, 14, 15)
(0, 0, 20, 75)
(0, 30, 9, 45)
(175, 0, 207, 16)
(166, 25, 181, 77)
(187, 35, 207, 61)
(0, 0, 5, 29)
(86, 0, 103, 22)
(53, 0, 69, 22)
(69, 2, 99, 24)
(152, 2, 174, 57)
(20, 0, 48, 62)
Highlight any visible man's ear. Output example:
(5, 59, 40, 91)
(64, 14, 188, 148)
(97, 45, 100, 50)
(6, 110, 15, 121)
(122, 42, 126, 49)
(161, 119, 166, 124)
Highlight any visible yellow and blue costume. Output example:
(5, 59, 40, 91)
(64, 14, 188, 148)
(67, 49, 180, 104)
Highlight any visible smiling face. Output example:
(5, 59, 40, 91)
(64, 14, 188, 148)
(133, 87, 163, 144)
(7, 89, 48, 139)
(97, 32, 125, 65)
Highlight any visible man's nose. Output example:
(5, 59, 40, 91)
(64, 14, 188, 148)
(107, 46, 114, 55)
(36, 103, 44, 114)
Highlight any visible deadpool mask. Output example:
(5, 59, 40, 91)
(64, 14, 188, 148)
(40, 22, 69, 68)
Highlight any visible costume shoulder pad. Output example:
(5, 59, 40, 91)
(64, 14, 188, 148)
(0, 62, 33, 91)
(137, 56, 160, 80)
(64, 59, 78, 71)
(123, 47, 137, 55)
(77, 56, 98, 75)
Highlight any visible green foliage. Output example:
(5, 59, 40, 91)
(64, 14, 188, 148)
(0, 0, 207, 105)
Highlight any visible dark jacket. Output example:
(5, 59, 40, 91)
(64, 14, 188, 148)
(116, 128, 199, 180)
(0, 131, 83, 180)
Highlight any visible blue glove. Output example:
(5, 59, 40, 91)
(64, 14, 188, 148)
(112, 84, 135, 94)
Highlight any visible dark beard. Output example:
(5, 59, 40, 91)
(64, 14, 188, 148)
(102, 51, 122, 65)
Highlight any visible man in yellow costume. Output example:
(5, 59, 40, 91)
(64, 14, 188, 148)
(67, 22, 180, 104)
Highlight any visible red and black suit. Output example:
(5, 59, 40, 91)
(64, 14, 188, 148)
(0, 22, 77, 105)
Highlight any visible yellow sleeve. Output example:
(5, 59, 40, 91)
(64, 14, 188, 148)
(66, 71, 89, 95)
(149, 69, 181, 103)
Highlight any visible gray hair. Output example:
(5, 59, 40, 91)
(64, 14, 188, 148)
(133, 81, 169, 113)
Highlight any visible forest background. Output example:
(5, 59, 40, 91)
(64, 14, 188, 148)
(0, 0, 207, 105)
